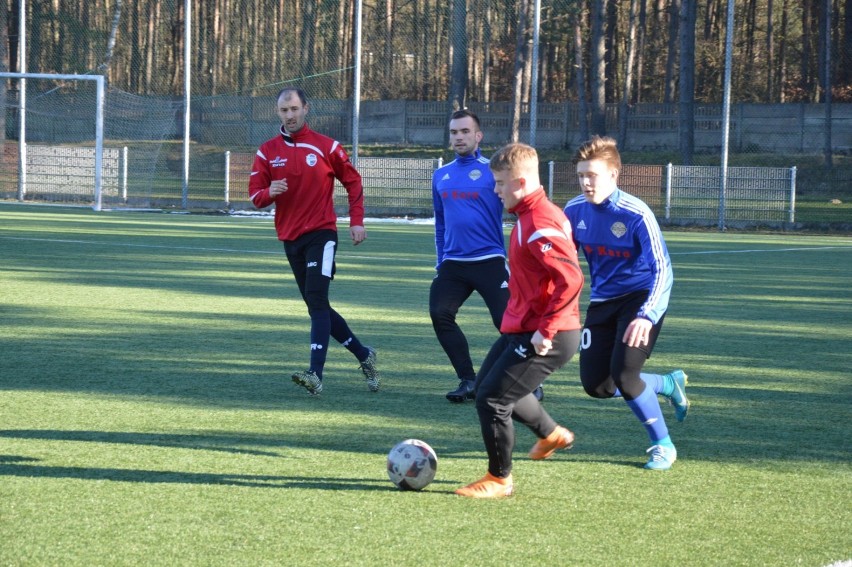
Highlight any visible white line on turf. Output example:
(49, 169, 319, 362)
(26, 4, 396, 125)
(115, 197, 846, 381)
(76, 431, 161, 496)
(0, 235, 850, 262)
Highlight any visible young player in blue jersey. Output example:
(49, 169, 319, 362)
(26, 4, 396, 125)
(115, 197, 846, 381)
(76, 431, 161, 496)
(563, 136, 689, 470)
(431, 110, 523, 403)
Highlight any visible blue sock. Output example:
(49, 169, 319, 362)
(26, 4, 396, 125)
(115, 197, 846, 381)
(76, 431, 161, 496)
(625, 382, 670, 444)
(330, 309, 368, 361)
(640, 372, 670, 395)
(309, 309, 331, 379)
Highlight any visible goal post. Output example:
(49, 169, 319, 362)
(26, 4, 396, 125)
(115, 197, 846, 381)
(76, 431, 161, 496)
(0, 72, 106, 211)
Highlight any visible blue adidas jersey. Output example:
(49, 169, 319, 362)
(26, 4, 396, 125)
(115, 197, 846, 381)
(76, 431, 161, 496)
(432, 149, 506, 266)
(563, 188, 673, 324)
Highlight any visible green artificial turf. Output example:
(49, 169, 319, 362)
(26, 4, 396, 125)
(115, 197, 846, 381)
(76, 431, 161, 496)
(0, 205, 850, 566)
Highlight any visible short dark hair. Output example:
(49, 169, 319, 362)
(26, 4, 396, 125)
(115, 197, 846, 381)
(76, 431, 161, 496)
(450, 108, 481, 129)
(276, 87, 308, 106)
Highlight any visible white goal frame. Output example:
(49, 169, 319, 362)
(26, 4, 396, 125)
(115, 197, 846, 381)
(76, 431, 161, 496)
(1, 72, 106, 211)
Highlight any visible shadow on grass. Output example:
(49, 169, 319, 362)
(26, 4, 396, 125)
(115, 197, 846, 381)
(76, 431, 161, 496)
(0, 429, 283, 457)
(0, 453, 459, 491)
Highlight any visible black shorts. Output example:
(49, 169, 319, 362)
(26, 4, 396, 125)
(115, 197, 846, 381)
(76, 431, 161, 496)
(283, 229, 338, 311)
(579, 290, 666, 395)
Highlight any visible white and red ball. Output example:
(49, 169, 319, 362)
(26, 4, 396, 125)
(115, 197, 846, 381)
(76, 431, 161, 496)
(386, 439, 437, 491)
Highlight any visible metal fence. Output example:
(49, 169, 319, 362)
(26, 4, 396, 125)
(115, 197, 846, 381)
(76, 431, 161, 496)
(220, 154, 796, 228)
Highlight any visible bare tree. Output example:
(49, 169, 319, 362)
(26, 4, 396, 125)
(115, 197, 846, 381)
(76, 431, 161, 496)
(590, 0, 607, 135)
(767, 0, 775, 100)
(510, 0, 531, 142)
(844, 0, 852, 86)
(449, 0, 468, 110)
(382, 0, 394, 98)
(99, 0, 123, 85)
(679, 0, 696, 164)
(635, 0, 648, 102)
(779, 0, 789, 101)
(0, 0, 7, 157)
(574, 4, 590, 142)
(618, 0, 640, 148)
(664, 0, 681, 103)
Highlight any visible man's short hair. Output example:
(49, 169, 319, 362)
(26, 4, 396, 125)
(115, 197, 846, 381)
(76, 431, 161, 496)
(572, 135, 622, 172)
(450, 108, 481, 129)
(277, 87, 308, 106)
(489, 143, 539, 172)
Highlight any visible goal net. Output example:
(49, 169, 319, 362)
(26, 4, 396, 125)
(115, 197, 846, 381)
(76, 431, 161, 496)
(1, 72, 180, 210)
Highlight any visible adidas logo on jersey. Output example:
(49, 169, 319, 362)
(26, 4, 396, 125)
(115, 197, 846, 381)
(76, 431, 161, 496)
(441, 173, 450, 181)
(501, 281, 509, 288)
(576, 220, 587, 230)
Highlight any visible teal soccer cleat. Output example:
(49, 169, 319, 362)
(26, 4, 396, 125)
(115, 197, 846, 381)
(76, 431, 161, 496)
(644, 444, 677, 470)
(665, 369, 690, 422)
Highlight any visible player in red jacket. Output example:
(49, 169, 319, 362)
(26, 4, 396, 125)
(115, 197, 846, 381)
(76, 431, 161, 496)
(455, 143, 584, 498)
(248, 87, 380, 396)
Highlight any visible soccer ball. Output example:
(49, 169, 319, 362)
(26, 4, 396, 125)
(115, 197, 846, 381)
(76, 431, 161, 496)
(386, 439, 438, 491)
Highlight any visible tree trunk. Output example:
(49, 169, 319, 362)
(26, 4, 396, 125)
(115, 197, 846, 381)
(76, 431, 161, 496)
(101, 0, 123, 85)
(844, 0, 852, 86)
(801, 0, 814, 99)
(779, 0, 789, 101)
(301, 0, 316, 79)
(574, 4, 590, 142)
(664, 0, 680, 103)
(0, 0, 7, 153)
(523, 0, 534, 104)
(384, 0, 394, 99)
(767, 0, 775, 100)
(484, 2, 492, 101)
(679, 0, 696, 164)
(618, 0, 640, 148)
(605, 0, 618, 102)
(449, 0, 468, 111)
(510, 0, 530, 142)
(635, 0, 648, 102)
(590, 0, 607, 135)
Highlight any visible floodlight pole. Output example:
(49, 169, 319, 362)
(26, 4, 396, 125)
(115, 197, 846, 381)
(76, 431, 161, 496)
(718, 0, 735, 231)
(182, 0, 191, 209)
(351, 0, 363, 165)
(823, 0, 832, 168)
(529, 0, 541, 146)
(17, 0, 26, 201)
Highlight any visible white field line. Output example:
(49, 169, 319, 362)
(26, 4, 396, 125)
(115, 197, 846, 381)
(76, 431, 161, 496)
(0, 234, 850, 263)
(670, 246, 852, 255)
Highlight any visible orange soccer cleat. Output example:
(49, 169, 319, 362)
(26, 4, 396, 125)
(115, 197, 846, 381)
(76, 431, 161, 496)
(454, 472, 514, 499)
(528, 425, 575, 460)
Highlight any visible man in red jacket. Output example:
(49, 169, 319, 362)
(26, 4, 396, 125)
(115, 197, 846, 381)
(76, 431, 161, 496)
(455, 143, 584, 499)
(248, 87, 380, 396)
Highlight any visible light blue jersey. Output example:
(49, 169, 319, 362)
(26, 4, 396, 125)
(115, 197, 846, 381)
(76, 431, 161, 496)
(564, 188, 672, 324)
(432, 149, 506, 266)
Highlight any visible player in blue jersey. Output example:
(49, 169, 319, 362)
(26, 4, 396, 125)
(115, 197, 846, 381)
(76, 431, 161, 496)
(431, 110, 543, 403)
(563, 136, 689, 470)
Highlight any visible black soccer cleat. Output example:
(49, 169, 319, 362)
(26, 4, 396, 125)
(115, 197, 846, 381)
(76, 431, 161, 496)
(446, 379, 475, 403)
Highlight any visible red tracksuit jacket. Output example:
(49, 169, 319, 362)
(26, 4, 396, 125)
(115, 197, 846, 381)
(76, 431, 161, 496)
(501, 189, 584, 339)
(248, 123, 364, 241)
